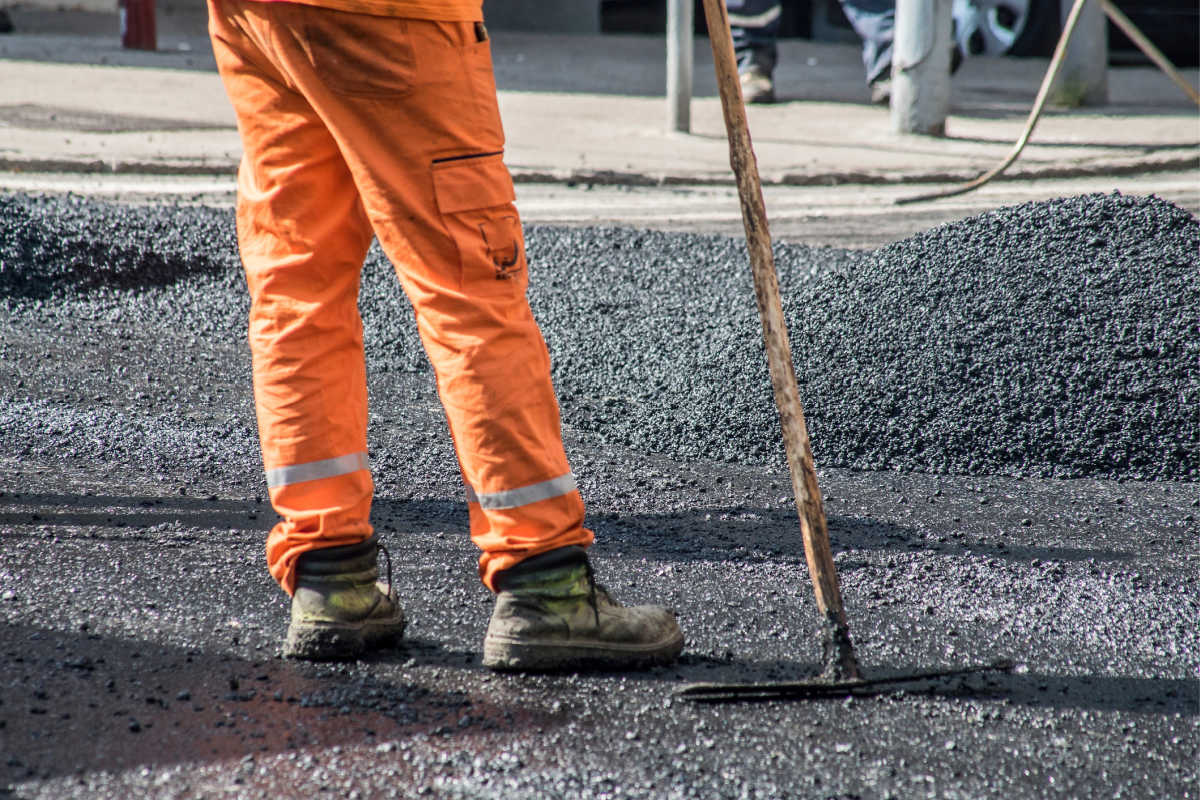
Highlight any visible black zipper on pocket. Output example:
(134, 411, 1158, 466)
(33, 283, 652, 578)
(432, 150, 503, 165)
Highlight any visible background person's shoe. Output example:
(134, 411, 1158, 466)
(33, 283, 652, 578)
(482, 546, 684, 671)
(869, 77, 892, 105)
(739, 67, 776, 104)
(283, 535, 406, 660)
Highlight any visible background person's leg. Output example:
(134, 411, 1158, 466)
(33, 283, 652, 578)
(839, 0, 895, 85)
(727, 0, 780, 101)
(727, 0, 781, 74)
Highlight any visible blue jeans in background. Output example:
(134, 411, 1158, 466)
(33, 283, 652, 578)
(727, 0, 894, 85)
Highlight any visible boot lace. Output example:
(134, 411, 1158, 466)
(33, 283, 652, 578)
(378, 541, 396, 604)
(583, 558, 600, 627)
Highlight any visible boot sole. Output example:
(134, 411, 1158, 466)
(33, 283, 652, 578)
(283, 614, 406, 661)
(482, 629, 684, 672)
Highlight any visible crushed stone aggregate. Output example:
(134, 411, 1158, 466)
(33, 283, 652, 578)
(1, 192, 1195, 484)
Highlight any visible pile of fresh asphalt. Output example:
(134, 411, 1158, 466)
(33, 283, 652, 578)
(2, 191, 1195, 483)
(539, 192, 1198, 481)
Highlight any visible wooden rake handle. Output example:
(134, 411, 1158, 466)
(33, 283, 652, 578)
(699, 0, 861, 680)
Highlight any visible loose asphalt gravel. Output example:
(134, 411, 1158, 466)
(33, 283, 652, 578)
(0, 191, 1196, 798)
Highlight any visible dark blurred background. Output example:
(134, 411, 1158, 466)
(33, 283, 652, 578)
(597, 0, 1198, 65)
(0, 0, 1195, 66)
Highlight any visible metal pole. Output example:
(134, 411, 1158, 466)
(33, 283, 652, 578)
(891, 0, 952, 136)
(1050, 0, 1107, 106)
(667, 0, 694, 133)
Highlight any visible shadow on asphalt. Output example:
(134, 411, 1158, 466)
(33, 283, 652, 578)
(0, 491, 1138, 575)
(4, 617, 1189, 785)
(966, 673, 1198, 716)
(0, 622, 560, 783)
(0, 492, 274, 541)
(580, 506, 1135, 566)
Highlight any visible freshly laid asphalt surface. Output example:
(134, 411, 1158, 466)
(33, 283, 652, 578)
(1, 192, 1197, 798)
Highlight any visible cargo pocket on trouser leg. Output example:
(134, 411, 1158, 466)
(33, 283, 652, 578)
(431, 152, 527, 297)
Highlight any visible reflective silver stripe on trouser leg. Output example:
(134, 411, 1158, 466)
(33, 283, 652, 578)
(464, 474, 577, 510)
(727, 4, 782, 28)
(264, 452, 369, 489)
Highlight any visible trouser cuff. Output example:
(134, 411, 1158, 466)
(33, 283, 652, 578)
(493, 545, 589, 591)
(295, 534, 377, 576)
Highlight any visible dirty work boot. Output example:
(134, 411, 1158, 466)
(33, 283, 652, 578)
(483, 546, 684, 671)
(740, 66, 776, 104)
(283, 535, 406, 661)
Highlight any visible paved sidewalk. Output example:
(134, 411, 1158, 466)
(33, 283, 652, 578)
(0, 18, 1196, 185)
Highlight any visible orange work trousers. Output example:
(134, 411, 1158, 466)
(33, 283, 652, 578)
(208, 0, 593, 595)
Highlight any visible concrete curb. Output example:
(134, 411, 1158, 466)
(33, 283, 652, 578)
(0, 157, 236, 176)
(525, 151, 1200, 186)
(3, 150, 1195, 187)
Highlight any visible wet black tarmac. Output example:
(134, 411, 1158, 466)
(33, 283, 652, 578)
(0, 192, 1196, 798)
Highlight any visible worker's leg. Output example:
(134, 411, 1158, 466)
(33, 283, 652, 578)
(223, 3, 593, 592)
(209, 0, 406, 660)
(210, 0, 681, 670)
(838, 0, 895, 85)
(343, 20, 595, 592)
(208, 2, 377, 596)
